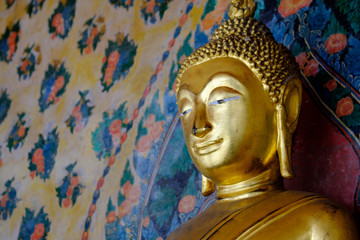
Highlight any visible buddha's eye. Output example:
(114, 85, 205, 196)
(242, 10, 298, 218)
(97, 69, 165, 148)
(180, 108, 192, 116)
(209, 96, 240, 105)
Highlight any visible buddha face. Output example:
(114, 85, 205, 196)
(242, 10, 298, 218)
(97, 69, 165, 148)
(177, 58, 278, 186)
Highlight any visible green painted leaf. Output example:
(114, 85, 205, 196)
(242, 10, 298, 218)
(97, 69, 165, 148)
(335, 0, 360, 34)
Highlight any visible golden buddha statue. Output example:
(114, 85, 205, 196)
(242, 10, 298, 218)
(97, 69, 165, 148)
(168, 0, 359, 239)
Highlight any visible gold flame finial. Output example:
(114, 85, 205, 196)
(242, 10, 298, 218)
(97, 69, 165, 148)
(228, 0, 257, 19)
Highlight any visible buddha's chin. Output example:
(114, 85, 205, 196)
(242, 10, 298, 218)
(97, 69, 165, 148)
(190, 149, 230, 174)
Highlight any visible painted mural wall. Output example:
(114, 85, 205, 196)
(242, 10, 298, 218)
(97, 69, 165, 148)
(0, 0, 359, 239)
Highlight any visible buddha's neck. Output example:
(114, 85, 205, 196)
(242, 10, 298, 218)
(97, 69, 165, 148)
(216, 169, 281, 201)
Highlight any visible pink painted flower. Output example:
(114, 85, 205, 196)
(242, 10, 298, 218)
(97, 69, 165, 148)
(145, 114, 155, 129)
(149, 121, 164, 140)
(91, 26, 98, 36)
(278, 0, 312, 18)
(108, 51, 120, 65)
(143, 216, 150, 227)
(126, 185, 141, 203)
(20, 58, 28, 72)
(30, 171, 36, 179)
(51, 13, 65, 35)
(32, 148, 44, 165)
(7, 39, 16, 60)
(86, 36, 94, 46)
(136, 134, 152, 153)
(325, 33, 347, 54)
(84, 47, 92, 55)
(31, 223, 45, 240)
(122, 181, 132, 196)
(295, 52, 307, 69)
(66, 186, 73, 197)
(107, 60, 117, 71)
(46, 89, 56, 104)
(8, 32, 17, 44)
(178, 195, 196, 214)
(336, 97, 354, 117)
(71, 176, 79, 187)
(323, 79, 337, 92)
(18, 125, 26, 138)
(109, 119, 122, 137)
(146, 0, 156, 13)
(107, 211, 116, 223)
(0, 194, 7, 207)
(62, 198, 71, 208)
(72, 105, 82, 121)
(36, 160, 45, 173)
(54, 76, 65, 91)
(303, 59, 319, 77)
(118, 200, 132, 218)
(103, 68, 114, 85)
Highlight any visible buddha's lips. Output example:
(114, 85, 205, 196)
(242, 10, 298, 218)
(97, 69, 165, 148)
(193, 138, 224, 155)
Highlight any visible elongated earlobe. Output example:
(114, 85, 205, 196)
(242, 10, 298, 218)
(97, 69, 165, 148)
(201, 175, 215, 196)
(276, 104, 294, 179)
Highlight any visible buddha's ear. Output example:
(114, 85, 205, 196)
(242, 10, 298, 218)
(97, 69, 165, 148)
(276, 76, 302, 179)
(201, 175, 215, 196)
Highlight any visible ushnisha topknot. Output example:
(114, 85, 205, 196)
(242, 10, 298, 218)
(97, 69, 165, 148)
(176, 6, 299, 103)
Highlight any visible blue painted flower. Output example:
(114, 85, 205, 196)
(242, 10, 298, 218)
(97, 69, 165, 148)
(267, 15, 287, 44)
(307, 1, 331, 31)
(345, 36, 360, 76)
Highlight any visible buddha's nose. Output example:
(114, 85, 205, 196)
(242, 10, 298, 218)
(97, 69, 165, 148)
(192, 104, 212, 138)
(192, 125, 212, 138)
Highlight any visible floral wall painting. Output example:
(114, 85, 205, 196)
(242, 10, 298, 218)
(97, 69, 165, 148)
(27, 0, 46, 17)
(0, 89, 11, 125)
(140, 0, 174, 24)
(0, 0, 360, 239)
(18, 207, 51, 240)
(27, 128, 59, 180)
(65, 90, 94, 133)
(0, 178, 19, 221)
(5, 0, 16, 9)
(100, 33, 137, 91)
(17, 44, 42, 80)
(108, 0, 134, 10)
(7, 113, 30, 152)
(48, 0, 76, 39)
(55, 162, 84, 208)
(38, 61, 70, 112)
(78, 16, 106, 55)
(0, 21, 20, 63)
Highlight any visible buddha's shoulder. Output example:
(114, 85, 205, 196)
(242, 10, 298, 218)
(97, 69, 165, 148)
(167, 191, 359, 239)
(245, 190, 360, 239)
